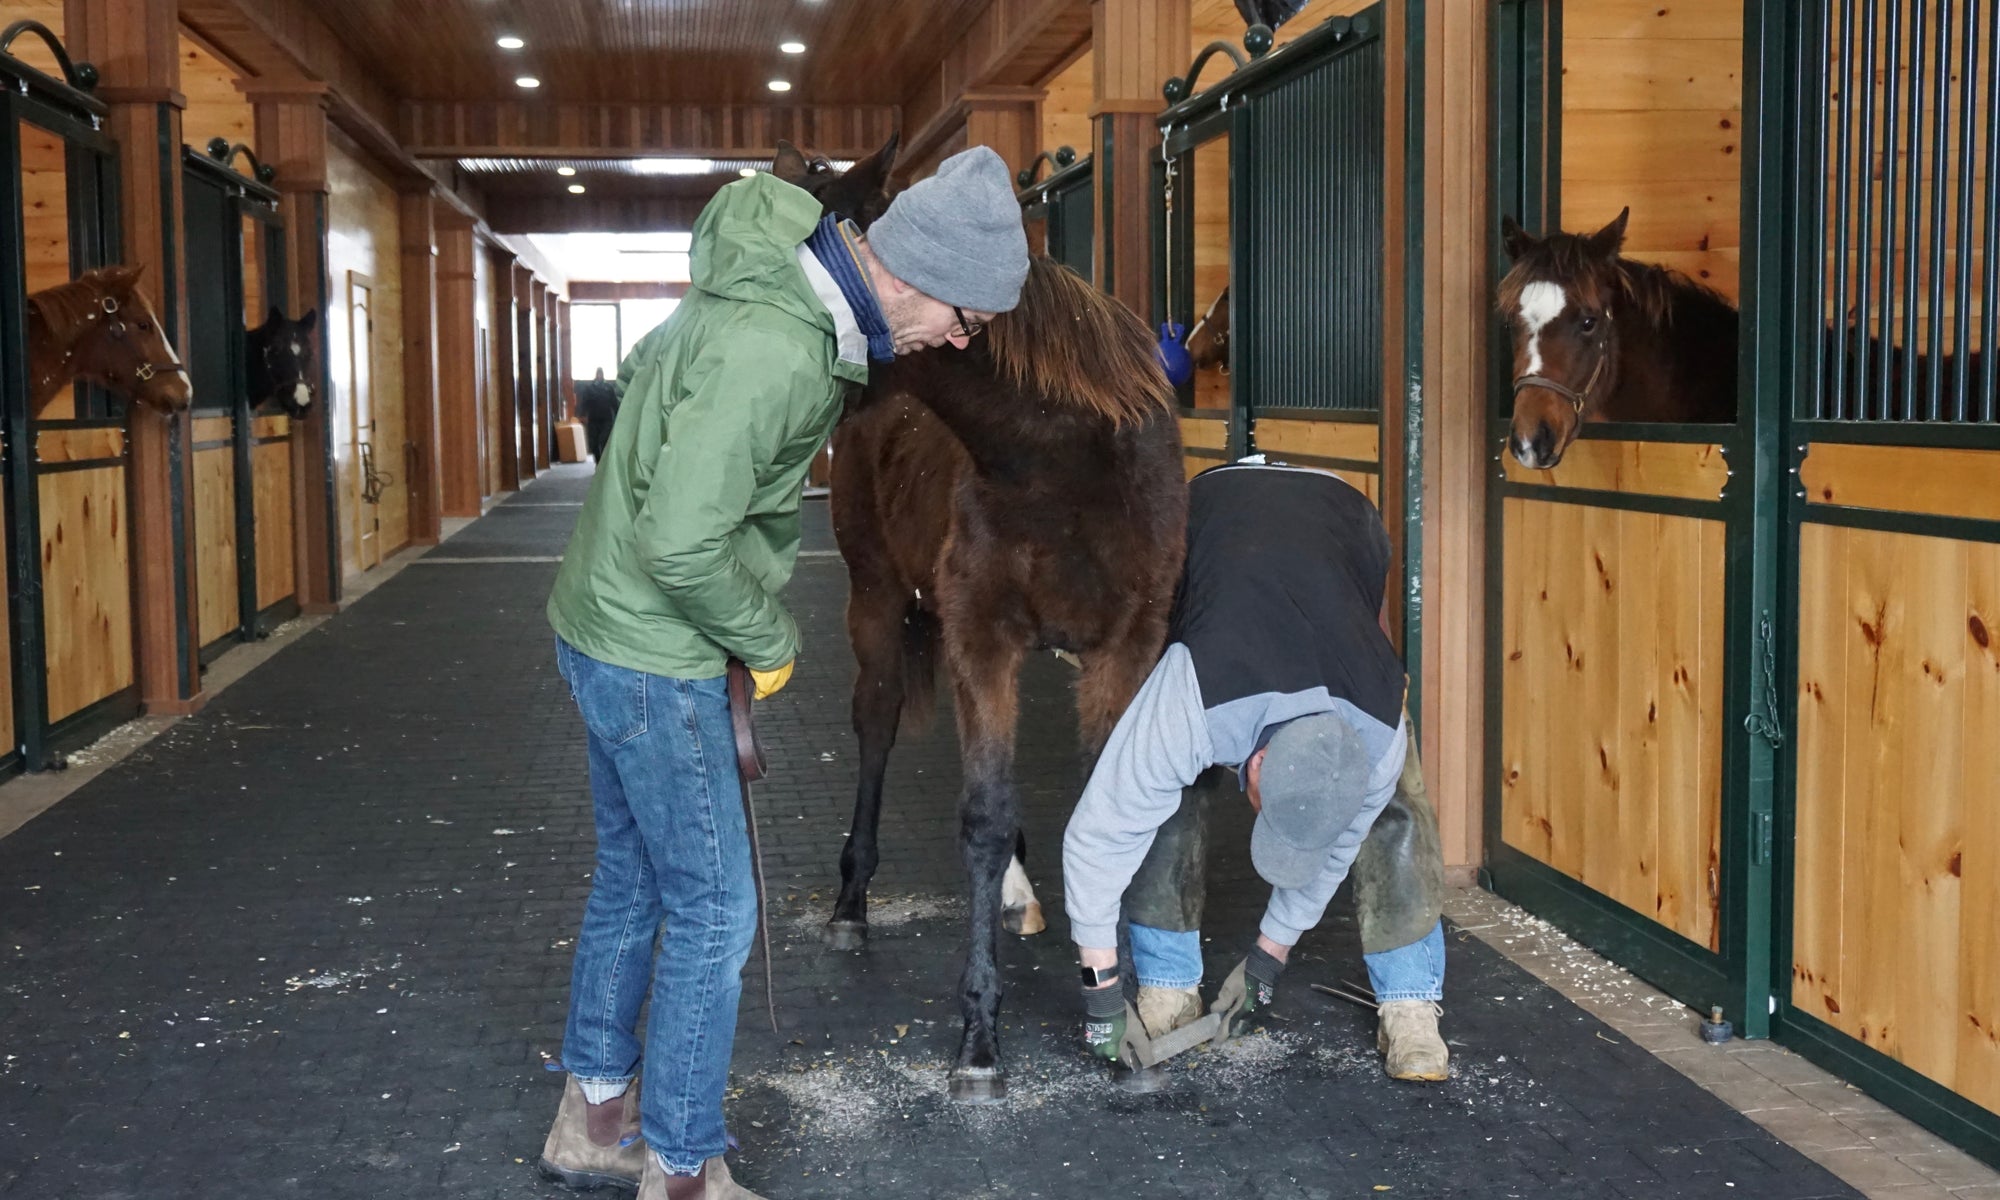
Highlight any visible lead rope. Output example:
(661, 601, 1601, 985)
(727, 660, 779, 1033)
(739, 769, 778, 1033)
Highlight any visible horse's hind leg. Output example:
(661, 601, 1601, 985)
(822, 581, 910, 950)
(944, 626, 1026, 1103)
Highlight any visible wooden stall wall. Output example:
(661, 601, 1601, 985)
(1494, 444, 1734, 950)
(327, 135, 409, 577)
(1790, 445, 2000, 1118)
(192, 414, 238, 647)
(1040, 49, 1091, 159)
(39, 434, 135, 724)
(179, 33, 253, 158)
(252, 414, 295, 612)
(1561, 0, 1744, 301)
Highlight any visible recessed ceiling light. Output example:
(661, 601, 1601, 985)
(739, 167, 758, 178)
(780, 41, 806, 54)
(767, 80, 792, 92)
(516, 75, 541, 89)
(497, 35, 525, 50)
(556, 166, 577, 177)
(567, 183, 585, 194)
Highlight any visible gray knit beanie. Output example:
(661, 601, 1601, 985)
(866, 146, 1029, 314)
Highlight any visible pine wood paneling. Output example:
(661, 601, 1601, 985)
(1501, 438, 1730, 501)
(1792, 521, 2000, 1114)
(253, 438, 295, 609)
(37, 428, 127, 464)
(1254, 418, 1380, 465)
(1191, 133, 1231, 411)
(40, 467, 134, 723)
(1561, 0, 1744, 302)
(1500, 498, 1725, 949)
(193, 445, 239, 646)
(1178, 416, 1229, 451)
(1039, 48, 1092, 159)
(1801, 443, 2000, 522)
(180, 32, 254, 158)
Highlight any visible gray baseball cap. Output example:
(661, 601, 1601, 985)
(1249, 713, 1378, 889)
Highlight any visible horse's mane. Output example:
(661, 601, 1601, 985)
(985, 257, 1174, 429)
(1497, 236, 1733, 328)
(28, 269, 135, 344)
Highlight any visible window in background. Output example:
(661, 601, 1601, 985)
(571, 303, 621, 380)
(619, 298, 680, 359)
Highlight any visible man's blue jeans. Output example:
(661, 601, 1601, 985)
(554, 637, 757, 1176)
(1130, 918, 1446, 1003)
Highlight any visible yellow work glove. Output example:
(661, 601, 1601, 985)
(749, 660, 794, 700)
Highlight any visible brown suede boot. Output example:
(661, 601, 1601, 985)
(1135, 985, 1204, 1040)
(539, 1075, 647, 1191)
(638, 1150, 766, 1200)
(1378, 1000, 1449, 1082)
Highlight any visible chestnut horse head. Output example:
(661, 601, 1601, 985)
(27, 263, 191, 414)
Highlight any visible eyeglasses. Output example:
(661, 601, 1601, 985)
(951, 306, 986, 339)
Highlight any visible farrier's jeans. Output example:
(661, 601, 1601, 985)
(1130, 919, 1446, 1003)
(553, 637, 757, 1176)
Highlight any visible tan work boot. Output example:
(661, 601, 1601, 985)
(539, 1075, 647, 1191)
(1377, 1000, 1449, 1081)
(638, 1150, 766, 1200)
(1135, 985, 1204, 1040)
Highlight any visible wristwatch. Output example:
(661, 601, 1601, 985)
(1080, 964, 1121, 988)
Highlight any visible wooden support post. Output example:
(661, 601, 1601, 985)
(964, 88, 1043, 181)
(435, 211, 482, 518)
(512, 263, 536, 481)
(530, 278, 550, 472)
(1090, 0, 1188, 317)
(397, 187, 442, 545)
(487, 245, 521, 492)
(555, 298, 573, 426)
(246, 82, 340, 614)
(1418, 1, 1492, 875)
(64, 0, 204, 712)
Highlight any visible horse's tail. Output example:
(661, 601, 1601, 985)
(899, 605, 940, 734)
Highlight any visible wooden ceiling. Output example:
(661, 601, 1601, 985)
(316, 0, 991, 107)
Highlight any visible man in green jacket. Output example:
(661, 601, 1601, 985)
(537, 147, 1028, 1200)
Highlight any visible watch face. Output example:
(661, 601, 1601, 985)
(1081, 965, 1116, 987)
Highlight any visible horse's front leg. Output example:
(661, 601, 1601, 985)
(943, 623, 1026, 1103)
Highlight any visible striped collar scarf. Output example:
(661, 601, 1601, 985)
(805, 215, 894, 363)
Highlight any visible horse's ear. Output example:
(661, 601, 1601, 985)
(843, 131, 900, 196)
(772, 140, 810, 184)
(266, 305, 286, 328)
(1501, 215, 1534, 262)
(297, 307, 318, 333)
(1585, 207, 1630, 258)
(101, 261, 145, 290)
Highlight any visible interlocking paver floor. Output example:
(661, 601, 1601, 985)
(0, 466, 1863, 1199)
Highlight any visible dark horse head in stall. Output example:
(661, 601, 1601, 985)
(246, 306, 319, 418)
(771, 131, 900, 228)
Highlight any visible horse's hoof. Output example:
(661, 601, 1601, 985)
(1110, 1064, 1170, 1094)
(821, 920, 868, 950)
(947, 1066, 1007, 1104)
(1002, 901, 1046, 937)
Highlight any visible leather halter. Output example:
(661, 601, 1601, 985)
(94, 295, 183, 387)
(1512, 347, 1608, 416)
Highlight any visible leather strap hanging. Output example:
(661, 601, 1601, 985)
(725, 660, 777, 1032)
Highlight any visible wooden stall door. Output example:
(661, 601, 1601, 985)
(348, 274, 381, 572)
